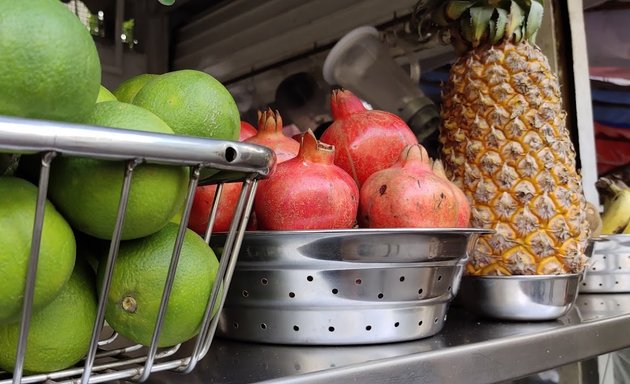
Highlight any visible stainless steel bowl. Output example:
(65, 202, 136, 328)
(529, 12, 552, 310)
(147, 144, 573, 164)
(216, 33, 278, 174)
(210, 228, 490, 345)
(581, 235, 630, 293)
(456, 274, 582, 321)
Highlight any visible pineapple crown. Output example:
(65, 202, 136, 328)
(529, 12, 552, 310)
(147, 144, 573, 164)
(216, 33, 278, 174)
(426, 0, 544, 52)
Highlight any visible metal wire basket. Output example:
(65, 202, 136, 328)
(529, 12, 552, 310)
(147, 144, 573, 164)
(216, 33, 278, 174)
(0, 116, 275, 384)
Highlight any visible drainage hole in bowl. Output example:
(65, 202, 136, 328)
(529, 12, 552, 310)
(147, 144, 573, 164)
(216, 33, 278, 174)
(448, 286, 452, 291)
(332, 288, 339, 295)
(418, 288, 424, 295)
(599, 283, 603, 287)
(399, 276, 405, 282)
(328, 326, 335, 332)
(437, 275, 442, 281)
(242, 290, 249, 298)
(355, 278, 362, 285)
(293, 325, 299, 331)
(260, 277, 268, 285)
(418, 321, 423, 326)
(289, 292, 296, 298)
(260, 323, 267, 330)
(616, 281, 619, 285)
(434, 318, 439, 324)
(582, 282, 586, 286)
(378, 293, 384, 299)
(394, 322, 400, 327)
(365, 325, 372, 331)
(233, 322, 239, 329)
(307, 275, 314, 282)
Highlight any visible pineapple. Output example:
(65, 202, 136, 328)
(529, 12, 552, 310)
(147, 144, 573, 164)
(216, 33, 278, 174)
(431, 0, 590, 275)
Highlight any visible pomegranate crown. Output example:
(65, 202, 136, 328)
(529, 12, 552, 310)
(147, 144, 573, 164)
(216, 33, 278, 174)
(400, 144, 432, 168)
(297, 129, 335, 164)
(257, 108, 283, 134)
(330, 89, 367, 120)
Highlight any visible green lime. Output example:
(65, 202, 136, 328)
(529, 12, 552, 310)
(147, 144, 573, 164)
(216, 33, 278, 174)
(97, 85, 117, 103)
(47, 101, 189, 240)
(133, 69, 240, 140)
(0, 176, 76, 324)
(99, 223, 220, 347)
(0, 0, 101, 123)
(0, 261, 97, 373)
(113, 73, 158, 103)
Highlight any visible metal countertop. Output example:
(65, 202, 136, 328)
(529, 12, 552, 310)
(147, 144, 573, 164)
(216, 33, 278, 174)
(147, 293, 630, 384)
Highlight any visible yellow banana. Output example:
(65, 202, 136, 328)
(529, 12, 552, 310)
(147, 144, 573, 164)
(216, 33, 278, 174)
(599, 178, 630, 234)
(624, 220, 630, 234)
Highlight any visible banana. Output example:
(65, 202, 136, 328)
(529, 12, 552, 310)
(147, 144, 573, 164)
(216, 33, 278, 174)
(598, 177, 630, 235)
(585, 200, 603, 237)
(624, 220, 630, 234)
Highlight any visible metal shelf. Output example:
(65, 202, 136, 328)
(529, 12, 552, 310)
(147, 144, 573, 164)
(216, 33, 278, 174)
(147, 293, 630, 383)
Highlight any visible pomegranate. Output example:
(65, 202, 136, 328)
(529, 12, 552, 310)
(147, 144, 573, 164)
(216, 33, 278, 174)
(431, 159, 471, 227)
(188, 182, 245, 234)
(244, 109, 299, 163)
(359, 144, 459, 228)
(254, 130, 359, 230)
(320, 89, 418, 188)
(189, 121, 259, 235)
(239, 121, 257, 141)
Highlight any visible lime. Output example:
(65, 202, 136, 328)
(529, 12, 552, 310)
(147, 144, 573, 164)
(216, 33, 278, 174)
(47, 101, 189, 240)
(0, 261, 97, 373)
(133, 69, 240, 140)
(97, 85, 117, 103)
(0, 177, 76, 324)
(113, 73, 157, 103)
(0, 0, 101, 123)
(99, 223, 220, 347)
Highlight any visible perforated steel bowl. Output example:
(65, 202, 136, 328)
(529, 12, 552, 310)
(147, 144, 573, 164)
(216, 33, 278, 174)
(581, 235, 630, 293)
(210, 228, 489, 345)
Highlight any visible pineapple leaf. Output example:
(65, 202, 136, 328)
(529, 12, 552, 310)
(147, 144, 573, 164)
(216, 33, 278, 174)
(505, 1, 525, 41)
(446, 1, 475, 20)
(470, 7, 494, 46)
(493, 8, 508, 44)
(525, 0, 544, 41)
(460, 16, 475, 45)
(432, 1, 452, 26)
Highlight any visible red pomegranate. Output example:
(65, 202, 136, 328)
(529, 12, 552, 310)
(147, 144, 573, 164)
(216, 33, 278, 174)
(244, 109, 299, 163)
(254, 130, 359, 230)
(431, 159, 471, 227)
(189, 121, 259, 235)
(320, 89, 418, 188)
(239, 121, 257, 141)
(188, 182, 246, 234)
(359, 144, 459, 228)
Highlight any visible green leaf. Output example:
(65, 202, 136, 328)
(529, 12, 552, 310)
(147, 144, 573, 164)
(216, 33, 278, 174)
(460, 16, 475, 45)
(493, 8, 508, 43)
(446, 1, 475, 20)
(470, 7, 495, 45)
(505, 0, 525, 40)
(432, 1, 452, 26)
(525, 0, 544, 41)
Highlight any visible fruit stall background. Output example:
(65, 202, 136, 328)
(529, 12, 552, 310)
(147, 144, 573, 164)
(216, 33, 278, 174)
(57, 0, 629, 382)
(64, 0, 630, 209)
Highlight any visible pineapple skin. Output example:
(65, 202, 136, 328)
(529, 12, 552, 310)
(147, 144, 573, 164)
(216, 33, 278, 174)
(440, 41, 590, 275)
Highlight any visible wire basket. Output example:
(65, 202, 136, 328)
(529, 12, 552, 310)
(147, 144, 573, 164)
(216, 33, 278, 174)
(0, 116, 275, 384)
